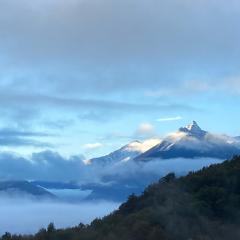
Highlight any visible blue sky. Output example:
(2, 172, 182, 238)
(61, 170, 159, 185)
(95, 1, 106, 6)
(0, 0, 240, 159)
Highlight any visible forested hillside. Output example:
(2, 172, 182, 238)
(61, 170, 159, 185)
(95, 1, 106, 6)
(2, 156, 240, 240)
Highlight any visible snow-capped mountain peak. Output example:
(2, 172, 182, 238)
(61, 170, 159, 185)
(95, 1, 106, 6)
(84, 121, 240, 166)
(134, 121, 240, 161)
(186, 120, 201, 131)
(179, 121, 206, 137)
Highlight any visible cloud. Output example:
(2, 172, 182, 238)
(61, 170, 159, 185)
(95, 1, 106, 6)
(83, 143, 104, 150)
(0, 0, 226, 136)
(97, 157, 223, 185)
(0, 129, 51, 137)
(157, 116, 183, 122)
(0, 151, 85, 182)
(101, 124, 161, 144)
(0, 92, 198, 112)
(123, 138, 161, 153)
(136, 123, 154, 136)
(0, 91, 198, 128)
(140, 138, 161, 152)
(0, 128, 53, 147)
(0, 198, 119, 235)
(0, 0, 239, 96)
(0, 147, 223, 185)
(147, 77, 240, 97)
(0, 137, 52, 148)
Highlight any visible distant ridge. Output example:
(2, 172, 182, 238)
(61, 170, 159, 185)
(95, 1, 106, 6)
(0, 181, 56, 199)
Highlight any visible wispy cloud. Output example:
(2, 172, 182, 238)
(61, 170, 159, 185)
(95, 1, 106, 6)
(0, 128, 52, 137)
(157, 116, 183, 122)
(136, 123, 154, 134)
(83, 143, 104, 150)
(0, 128, 54, 147)
(134, 123, 156, 139)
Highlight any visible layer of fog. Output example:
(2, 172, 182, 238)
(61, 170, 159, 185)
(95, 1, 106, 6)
(86, 157, 223, 184)
(0, 156, 224, 235)
(0, 150, 224, 184)
(47, 189, 92, 202)
(0, 197, 120, 235)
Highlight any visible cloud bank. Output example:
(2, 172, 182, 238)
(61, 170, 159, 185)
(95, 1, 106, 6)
(0, 197, 119, 235)
(0, 149, 223, 185)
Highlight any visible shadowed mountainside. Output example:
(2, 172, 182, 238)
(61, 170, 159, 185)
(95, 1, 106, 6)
(0, 181, 56, 199)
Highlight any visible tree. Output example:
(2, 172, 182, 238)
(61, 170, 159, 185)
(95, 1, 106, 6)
(1, 232, 11, 240)
(47, 223, 55, 233)
(162, 172, 176, 183)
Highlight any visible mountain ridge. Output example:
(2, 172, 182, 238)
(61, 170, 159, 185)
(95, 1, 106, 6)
(135, 121, 240, 161)
(87, 139, 161, 165)
(0, 180, 56, 199)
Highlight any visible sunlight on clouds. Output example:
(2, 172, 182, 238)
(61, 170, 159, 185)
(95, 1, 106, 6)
(136, 123, 154, 136)
(124, 139, 161, 153)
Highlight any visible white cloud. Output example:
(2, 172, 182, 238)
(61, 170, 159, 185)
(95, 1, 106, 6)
(157, 116, 183, 122)
(83, 142, 103, 150)
(124, 138, 161, 153)
(141, 138, 161, 151)
(136, 123, 154, 136)
(0, 148, 225, 191)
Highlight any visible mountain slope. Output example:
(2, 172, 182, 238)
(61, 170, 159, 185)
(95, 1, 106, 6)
(0, 181, 56, 199)
(135, 121, 240, 161)
(87, 139, 160, 165)
(5, 155, 240, 240)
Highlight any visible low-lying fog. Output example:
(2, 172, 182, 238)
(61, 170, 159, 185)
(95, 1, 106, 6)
(0, 198, 120, 235)
(0, 156, 224, 235)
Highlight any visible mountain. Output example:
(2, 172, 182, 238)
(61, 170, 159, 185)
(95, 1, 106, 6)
(0, 181, 56, 199)
(135, 121, 240, 161)
(87, 139, 161, 165)
(7, 155, 240, 240)
(31, 181, 81, 190)
(31, 181, 92, 202)
(81, 181, 143, 202)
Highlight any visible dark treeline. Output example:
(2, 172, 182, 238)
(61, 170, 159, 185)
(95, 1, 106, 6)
(2, 156, 240, 240)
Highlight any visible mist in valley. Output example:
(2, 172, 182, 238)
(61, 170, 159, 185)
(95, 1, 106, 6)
(0, 196, 120, 235)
